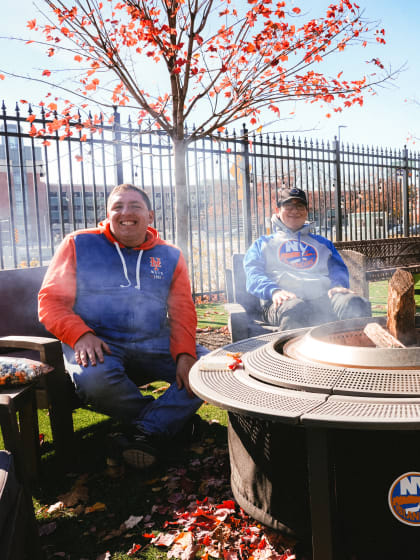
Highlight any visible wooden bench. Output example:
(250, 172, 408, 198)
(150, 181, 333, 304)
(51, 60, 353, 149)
(0, 266, 76, 470)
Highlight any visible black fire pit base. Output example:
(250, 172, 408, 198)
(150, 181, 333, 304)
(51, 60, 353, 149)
(228, 412, 311, 540)
(228, 412, 420, 560)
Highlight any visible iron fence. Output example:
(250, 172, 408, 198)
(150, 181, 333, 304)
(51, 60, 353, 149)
(1, 102, 419, 300)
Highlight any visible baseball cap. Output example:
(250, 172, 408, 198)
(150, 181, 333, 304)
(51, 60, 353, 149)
(277, 187, 308, 207)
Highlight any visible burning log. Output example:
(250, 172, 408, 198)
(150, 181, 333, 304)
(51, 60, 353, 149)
(363, 322, 406, 348)
(387, 268, 417, 346)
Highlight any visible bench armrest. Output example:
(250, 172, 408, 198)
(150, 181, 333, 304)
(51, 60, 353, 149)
(0, 336, 64, 372)
(225, 302, 250, 343)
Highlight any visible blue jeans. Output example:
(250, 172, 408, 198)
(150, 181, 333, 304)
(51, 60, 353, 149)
(263, 292, 371, 330)
(62, 340, 208, 437)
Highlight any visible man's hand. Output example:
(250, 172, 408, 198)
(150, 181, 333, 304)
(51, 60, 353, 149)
(328, 286, 354, 298)
(176, 353, 197, 397)
(73, 333, 111, 367)
(272, 289, 296, 308)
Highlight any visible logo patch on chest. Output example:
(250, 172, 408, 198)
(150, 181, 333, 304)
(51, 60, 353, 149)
(149, 256, 164, 279)
(278, 240, 318, 269)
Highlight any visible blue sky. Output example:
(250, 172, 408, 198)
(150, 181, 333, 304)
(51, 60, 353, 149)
(0, 0, 419, 150)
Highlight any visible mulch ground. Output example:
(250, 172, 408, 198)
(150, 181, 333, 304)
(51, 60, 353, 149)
(196, 330, 231, 350)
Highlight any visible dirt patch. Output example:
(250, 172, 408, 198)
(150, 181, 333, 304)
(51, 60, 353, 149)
(196, 330, 231, 350)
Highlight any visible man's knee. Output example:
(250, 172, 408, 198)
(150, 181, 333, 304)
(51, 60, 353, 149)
(264, 298, 309, 330)
(331, 293, 372, 320)
(71, 362, 114, 402)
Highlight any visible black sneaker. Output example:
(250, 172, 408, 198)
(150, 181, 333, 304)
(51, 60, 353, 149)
(107, 428, 158, 470)
(175, 414, 207, 445)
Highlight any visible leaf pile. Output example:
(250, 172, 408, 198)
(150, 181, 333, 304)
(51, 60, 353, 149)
(144, 497, 296, 560)
(37, 424, 297, 559)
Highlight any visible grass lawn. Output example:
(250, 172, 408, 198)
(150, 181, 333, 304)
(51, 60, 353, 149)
(12, 281, 420, 558)
(195, 303, 228, 329)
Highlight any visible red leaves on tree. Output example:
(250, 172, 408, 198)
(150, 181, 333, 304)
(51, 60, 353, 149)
(23, 0, 389, 155)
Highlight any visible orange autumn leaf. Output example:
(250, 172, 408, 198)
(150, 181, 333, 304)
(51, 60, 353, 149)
(85, 502, 107, 514)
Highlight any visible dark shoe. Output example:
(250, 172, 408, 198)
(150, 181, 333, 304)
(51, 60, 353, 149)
(107, 428, 158, 470)
(176, 414, 207, 444)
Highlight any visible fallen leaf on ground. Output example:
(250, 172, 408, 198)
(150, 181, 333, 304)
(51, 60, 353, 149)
(85, 502, 107, 514)
(152, 532, 176, 547)
(127, 543, 141, 556)
(152, 385, 170, 393)
(58, 477, 89, 507)
(124, 515, 143, 529)
(168, 531, 199, 560)
(47, 501, 64, 514)
(39, 521, 57, 536)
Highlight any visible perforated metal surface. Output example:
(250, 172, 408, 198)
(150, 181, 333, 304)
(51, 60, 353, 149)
(243, 336, 345, 394)
(190, 358, 327, 423)
(334, 368, 420, 397)
(301, 396, 420, 429)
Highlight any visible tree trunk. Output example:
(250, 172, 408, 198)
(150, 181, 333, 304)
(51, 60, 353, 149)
(173, 138, 189, 265)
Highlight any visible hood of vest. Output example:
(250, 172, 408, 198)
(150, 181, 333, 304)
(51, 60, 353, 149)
(97, 219, 160, 290)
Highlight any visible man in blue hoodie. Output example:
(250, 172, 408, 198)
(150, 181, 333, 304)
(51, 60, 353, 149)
(244, 188, 371, 330)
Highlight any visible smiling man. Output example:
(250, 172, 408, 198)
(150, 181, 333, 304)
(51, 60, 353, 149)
(39, 184, 207, 470)
(244, 187, 371, 330)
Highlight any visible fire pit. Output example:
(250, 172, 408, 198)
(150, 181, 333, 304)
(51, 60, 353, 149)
(190, 312, 420, 560)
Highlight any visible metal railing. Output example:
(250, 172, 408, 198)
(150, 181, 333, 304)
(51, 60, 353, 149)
(1, 102, 419, 299)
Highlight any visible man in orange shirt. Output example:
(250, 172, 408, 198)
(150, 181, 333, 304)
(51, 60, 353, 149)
(39, 184, 207, 469)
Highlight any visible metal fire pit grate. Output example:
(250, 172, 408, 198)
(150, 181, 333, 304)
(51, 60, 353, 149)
(334, 369, 420, 397)
(301, 395, 420, 430)
(243, 334, 345, 394)
(189, 318, 420, 430)
(191, 350, 327, 423)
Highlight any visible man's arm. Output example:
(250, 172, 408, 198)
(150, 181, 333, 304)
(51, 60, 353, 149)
(243, 237, 285, 301)
(167, 252, 198, 396)
(38, 235, 95, 348)
(167, 251, 197, 361)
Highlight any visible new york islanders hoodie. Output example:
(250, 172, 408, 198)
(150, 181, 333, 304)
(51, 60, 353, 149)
(244, 215, 349, 303)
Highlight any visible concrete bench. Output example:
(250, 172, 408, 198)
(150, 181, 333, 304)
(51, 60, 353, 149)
(334, 236, 420, 282)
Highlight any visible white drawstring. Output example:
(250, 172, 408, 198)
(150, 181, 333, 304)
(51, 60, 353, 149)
(114, 243, 143, 289)
(135, 250, 143, 289)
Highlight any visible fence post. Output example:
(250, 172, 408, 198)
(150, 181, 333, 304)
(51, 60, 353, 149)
(402, 145, 409, 237)
(242, 125, 252, 248)
(334, 136, 343, 241)
(112, 107, 124, 186)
